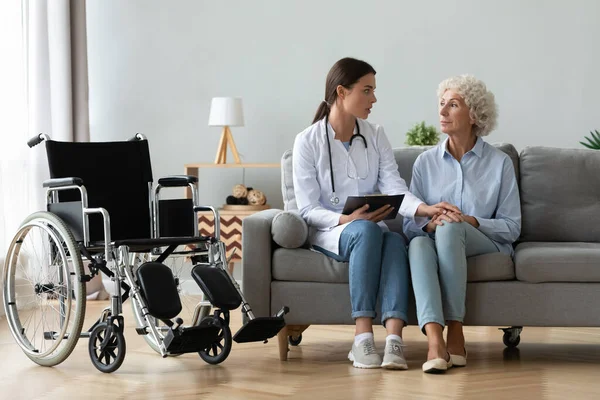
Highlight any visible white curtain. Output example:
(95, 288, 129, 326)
(1, 1, 97, 315)
(0, 2, 29, 267)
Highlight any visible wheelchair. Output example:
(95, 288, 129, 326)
(2, 133, 288, 373)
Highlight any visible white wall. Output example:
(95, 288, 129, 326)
(86, 0, 600, 209)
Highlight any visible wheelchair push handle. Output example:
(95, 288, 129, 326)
(27, 133, 50, 148)
(128, 133, 147, 141)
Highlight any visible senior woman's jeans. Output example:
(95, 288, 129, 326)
(408, 221, 499, 332)
(314, 220, 409, 325)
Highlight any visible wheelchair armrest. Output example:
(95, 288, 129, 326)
(42, 177, 83, 188)
(193, 206, 220, 238)
(158, 175, 198, 187)
(193, 206, 215, 213)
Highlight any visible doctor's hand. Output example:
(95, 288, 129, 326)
(339, 204, 394, 225)
(417, 202, 462, 218)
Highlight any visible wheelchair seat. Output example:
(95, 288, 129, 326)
(114, 236, 215, 252)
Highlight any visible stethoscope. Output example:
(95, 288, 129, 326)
(325, 115, 369, 205)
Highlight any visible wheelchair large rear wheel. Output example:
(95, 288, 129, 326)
(130, 252, 211, 355)
(2, 211, 86, 366)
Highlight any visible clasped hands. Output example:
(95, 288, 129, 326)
(419, 202, 479, 233)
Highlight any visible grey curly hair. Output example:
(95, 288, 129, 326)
(437, 74, 498, 137)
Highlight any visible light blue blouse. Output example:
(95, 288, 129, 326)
(403, 137, 522, 256)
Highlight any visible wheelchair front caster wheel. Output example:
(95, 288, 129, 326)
(198, 318, 232, 365)
(89, 322, 126, 373)
(503, 332, 520, 348)
(288, 334, 302, 346)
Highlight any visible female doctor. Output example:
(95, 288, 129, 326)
(292, 57, 459, 370)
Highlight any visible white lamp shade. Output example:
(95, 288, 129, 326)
(208, 97, 244, 127)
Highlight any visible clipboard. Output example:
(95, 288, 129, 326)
(341, 194, 405, 220)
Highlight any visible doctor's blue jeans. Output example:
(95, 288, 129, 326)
(316, 220, 410, 325)
(408, 221, 499, 332)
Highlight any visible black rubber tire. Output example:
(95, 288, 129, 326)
(503, 332, 521, 348)
(288, 334, 302, 346)
(88, 322, 126, 373)
(198, 318, 232, 365)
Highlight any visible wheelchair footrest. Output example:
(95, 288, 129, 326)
(163, 323, 220, 355)
(232, 317, 286, 344)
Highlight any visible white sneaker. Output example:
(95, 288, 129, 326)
(381, 338, 408, 370)
(348, 338, 382, 369)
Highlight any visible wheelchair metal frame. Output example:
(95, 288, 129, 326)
(4, 133, 260, 372)
(41, 134, 221, 322)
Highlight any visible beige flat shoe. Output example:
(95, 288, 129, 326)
(449, 349, 467, 367)
(422, 354, 453, 374)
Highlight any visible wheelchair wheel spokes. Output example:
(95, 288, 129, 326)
(198, 317, 232, 365)
(2, 212, 86, 367)
(88, 321, 126, 373)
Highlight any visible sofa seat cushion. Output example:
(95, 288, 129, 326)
(272, 248, 349, 283)
(465, 253, 515, 282)
(272, 248, 514, 283)
(515, 242, 600, 283)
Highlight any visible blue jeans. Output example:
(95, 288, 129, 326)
(408, 221, 499, 331)
(315, 220, 410, 325)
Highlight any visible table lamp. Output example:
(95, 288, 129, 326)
(208, 97, 244, 164)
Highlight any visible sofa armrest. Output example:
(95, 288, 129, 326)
(242, 209, 281, 318)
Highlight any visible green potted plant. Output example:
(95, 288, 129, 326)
(580, 130, 600, 150)
(405, 121, 440, 146)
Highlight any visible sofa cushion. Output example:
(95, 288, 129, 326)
(515, 242, 600, 283)
(465, 252, 515, 282)
(272, 248, 348, 283)
(271, 211, 308, 249)
(519, 147, 600, 242)
(272, 248, 514, 283)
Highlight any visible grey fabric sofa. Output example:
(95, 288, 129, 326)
(242, 144, 600, 360)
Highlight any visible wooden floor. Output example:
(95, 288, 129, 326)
(1, 301, 600, 400)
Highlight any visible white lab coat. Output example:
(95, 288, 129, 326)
(292, 117, 426, 255)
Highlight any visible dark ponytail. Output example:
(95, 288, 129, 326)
(312, 57, 376, 124)
(312, 100, 330, 124)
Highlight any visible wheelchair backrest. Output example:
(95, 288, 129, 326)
(46, 139, 153, 243)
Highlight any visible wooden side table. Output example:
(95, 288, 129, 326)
(197, 205, 270, 274)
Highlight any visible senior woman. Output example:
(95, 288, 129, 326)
(403, 75, 521, 374)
